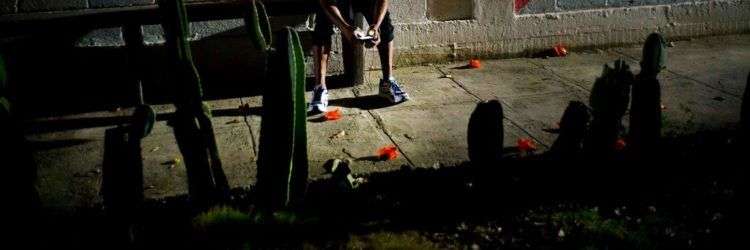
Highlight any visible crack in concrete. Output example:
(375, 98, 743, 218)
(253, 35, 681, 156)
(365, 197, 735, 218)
(350, 88, 416, 167)
(432, 65, 550, 148)
(525, 59, 592, 94)
(612, 49, 742, 99)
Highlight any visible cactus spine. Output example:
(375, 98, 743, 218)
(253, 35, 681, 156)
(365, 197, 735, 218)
(247, 0, 310, 212)
(629, 33, 665, 160)
(467, 100, 505, 167)
(159, 0, 229, 209)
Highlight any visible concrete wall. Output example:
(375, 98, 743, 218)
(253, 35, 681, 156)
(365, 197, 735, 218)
(0, 0, 748, 115)
(388, 0, 750, 66)
(2, 0, 748, 66)
(519, 0, 698, 14)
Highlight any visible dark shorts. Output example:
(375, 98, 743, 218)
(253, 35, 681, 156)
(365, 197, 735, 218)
(313, 0, 395, 46)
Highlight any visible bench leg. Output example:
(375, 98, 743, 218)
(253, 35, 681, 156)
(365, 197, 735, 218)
(342, 14, 366, 86)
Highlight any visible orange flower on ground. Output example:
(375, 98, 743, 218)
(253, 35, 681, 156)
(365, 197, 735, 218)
(517, 138, 537, 152)
(377, 145, 399, 161)
(553, 43, 568, 57)
(614, 139, 627, 151)
(324, 108, 342, 121)
(469, 59, 482, 69)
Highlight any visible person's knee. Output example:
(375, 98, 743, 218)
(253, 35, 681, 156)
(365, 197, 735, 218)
(312, 36, 333, 48)
(376, 40, 392, 51)
(313, 41, 333, 57)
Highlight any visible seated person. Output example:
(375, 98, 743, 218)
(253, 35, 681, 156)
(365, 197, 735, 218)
(309, 0, 410, 113)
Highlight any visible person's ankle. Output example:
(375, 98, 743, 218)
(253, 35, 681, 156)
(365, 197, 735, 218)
(314, 84, 327, 90)
(382, 76, 396, 81)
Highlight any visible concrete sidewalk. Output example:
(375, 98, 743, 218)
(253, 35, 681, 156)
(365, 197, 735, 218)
(27, 34, 749, 210)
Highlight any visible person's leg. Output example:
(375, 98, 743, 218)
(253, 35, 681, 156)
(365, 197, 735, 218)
(313, 41, 331, 89)
(377, 40, 393, 80)
(367, 11, 408, 103)
(310, 10, 336, 113)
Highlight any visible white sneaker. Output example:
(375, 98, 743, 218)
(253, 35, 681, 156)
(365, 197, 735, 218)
(308, 86, 329, 114)
(378, 77, 410, 104)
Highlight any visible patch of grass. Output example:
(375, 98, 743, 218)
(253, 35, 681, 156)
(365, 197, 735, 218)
(347, 231, 440, 249)
(542, 208, 656, 250)
(552, 209, 627, 240)
(193, 206, 250, 231)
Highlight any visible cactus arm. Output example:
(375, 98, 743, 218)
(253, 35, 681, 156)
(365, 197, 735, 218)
(0, 97, 8, 116)
(289, 29, 308, 207)
(160, 0, 203, 105)
(246, 0, 273, 51)
(284, 28, 297, 206)
(0, 55, 9, 118)
(197, 102, 230, 194)
(0, 54, 6, 95)
(159, 0, 228, 208)
(258, 1, 272, 49)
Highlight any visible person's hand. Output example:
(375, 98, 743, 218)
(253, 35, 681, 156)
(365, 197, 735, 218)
(368, 25, 381, 47)
(340, 25, 356, 43)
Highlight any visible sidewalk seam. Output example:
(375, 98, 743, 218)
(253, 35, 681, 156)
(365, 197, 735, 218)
(525, 59, 592, 94)
(612, 49, 742, 99)
(351, 88, 417, 167)
(432, 65, 549, 148)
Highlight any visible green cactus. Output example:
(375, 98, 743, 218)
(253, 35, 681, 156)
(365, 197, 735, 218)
(0, 54, 6, 94)
(467, 100, 504, 167)
(130, 104, 155, 139)
(244, 0, 273, 51)
(256, 27, 309, 211)
(629, 33, 665, 160)
(0, 53, 41, 219)
(742, 72, 750, 144)
(159, 0, 229, 209)
(588, 59, 634, 159)
(0, 54, 7, 114)
(548, 101, 590, 160)
(640, 33, 667, 77)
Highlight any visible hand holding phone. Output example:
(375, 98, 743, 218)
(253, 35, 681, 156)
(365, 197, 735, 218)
(353, 28, 374, 41)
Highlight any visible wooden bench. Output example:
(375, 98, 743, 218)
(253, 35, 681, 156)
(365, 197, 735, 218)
(0, 0, 366, 87)
(0, 1, 316, 35)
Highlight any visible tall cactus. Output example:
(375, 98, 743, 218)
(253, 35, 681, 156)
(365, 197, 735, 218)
(629, 33, 666, 160)
(467, 100, 505, 167)
(0, 54, 7, 114)
(0, 54, 40, 220)
(742, 72, 750, 145)
(158, 0, 229, 209)
(548, 101, 590, 160)
(588, 59, 634, 159)
(244, 0, 310, 212)
(255, 25, 309, 211)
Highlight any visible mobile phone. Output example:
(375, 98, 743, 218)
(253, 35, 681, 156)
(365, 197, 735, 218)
(354, 29, 373, 41)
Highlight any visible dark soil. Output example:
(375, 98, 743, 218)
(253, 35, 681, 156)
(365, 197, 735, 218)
(17, 130, 750, 250)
